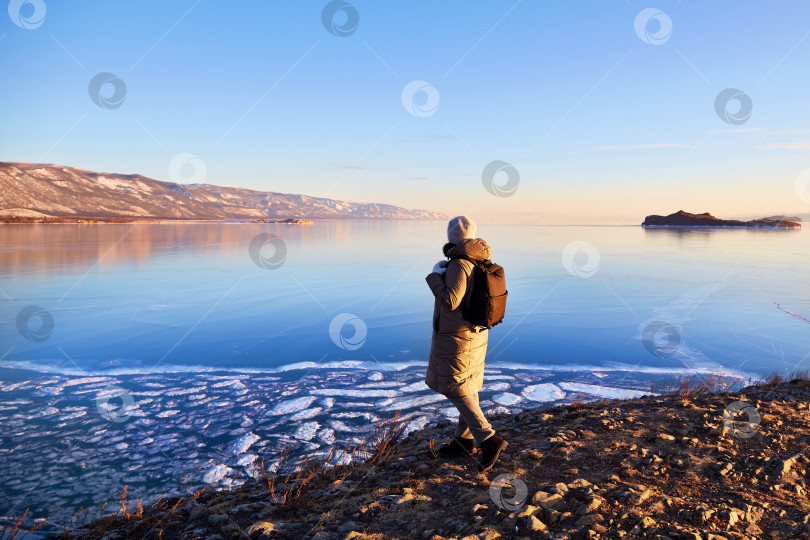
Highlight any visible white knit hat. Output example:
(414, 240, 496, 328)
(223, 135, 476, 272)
(447, 216, 477, 244)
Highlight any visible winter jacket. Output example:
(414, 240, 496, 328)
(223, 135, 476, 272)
(424, 238, 492, 397)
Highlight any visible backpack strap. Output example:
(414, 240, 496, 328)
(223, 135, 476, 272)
(448, 254, 490, 267)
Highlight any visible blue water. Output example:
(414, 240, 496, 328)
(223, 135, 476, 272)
(1, 221, 808, 375)
(1, 221, 809, 532)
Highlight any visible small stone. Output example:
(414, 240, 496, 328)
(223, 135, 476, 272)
(533, 492, 564, 509)
(246, 521, 275, 535)
(629, 516, 656, 534)
(744, 505, 765, 524)
(207, 514, 228, 526)
(394, 493, 414, 508)
(518, 514, 548, 533)
(189, 505, 207, 521)
(701, 509, 716, 522)
(631, 489, 652, 506)
(575, 514, 604, 526)
(777, 456, 797, 478)
(578, 496, 604, 515)
(567, 478, 593, 489)
(545, 509, 564, 526)
(656, 433, 677, 445)
(718, 508, 742, 530)
(340, 522, 362, 536)
(220, 523, 241, 537)
(516, 505, 539, 518)
(471, 504, 489, 516)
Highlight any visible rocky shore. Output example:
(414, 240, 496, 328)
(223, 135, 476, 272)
(43, 375, 810, 539)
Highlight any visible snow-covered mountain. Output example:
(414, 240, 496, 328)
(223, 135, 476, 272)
(0, 162, 446, 220)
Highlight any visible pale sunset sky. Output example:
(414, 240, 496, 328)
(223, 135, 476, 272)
(3, 1, 810, 223)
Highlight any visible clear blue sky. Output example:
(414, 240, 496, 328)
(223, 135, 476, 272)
(3, 1, 810, 223)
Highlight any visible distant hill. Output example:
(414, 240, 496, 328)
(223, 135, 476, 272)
(642, 210, 801, 228)
(0, 162, 446, 220)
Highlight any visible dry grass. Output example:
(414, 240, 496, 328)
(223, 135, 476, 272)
(54, 485, 207, 539)
(652, 374, 748, 397)
(569, 393, 589, 409)
(0, 509, 49, 540)
(758, 368, 810, 388)
(257, 412, 406, 512)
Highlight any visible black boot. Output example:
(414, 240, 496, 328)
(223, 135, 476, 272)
(437, 436, 475, 458)
(479, 434, 508, 472)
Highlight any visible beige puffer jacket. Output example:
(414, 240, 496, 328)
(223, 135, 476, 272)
(424, 238, 492, 397)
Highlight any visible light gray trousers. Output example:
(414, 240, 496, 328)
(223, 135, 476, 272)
(447, 392, 495, 445)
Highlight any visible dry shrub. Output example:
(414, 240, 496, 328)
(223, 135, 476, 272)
(0, 508, 50, 540)
(260, 412, 407, 511)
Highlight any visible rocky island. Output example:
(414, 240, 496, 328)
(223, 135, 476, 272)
(642, 210, 801, 229)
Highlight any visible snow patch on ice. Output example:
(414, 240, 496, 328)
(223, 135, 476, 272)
(558, 382, 653, 400)
(294, 422, 319, 441)
(328, 420, 371, 433)
(319, 428, 335, 445)
(381, 393, 445, 411)
(236, 454, 257, 467)
(268, 396, 316, 416)
(230, 432, 260, 455)
(440, 407, 459, 419)
(332, 411, 378, 422)
(311, 388, 397, 398)
(399, 381, 429, 393)
(493, 392, 521, 406)
(166, 386, 207, 396)
(203, 464, 233, 485)
(403, 415, 430, 436)
(358, 381, 404, 388)
(290, 407, 323, 421)
(522, 384, 566, 402)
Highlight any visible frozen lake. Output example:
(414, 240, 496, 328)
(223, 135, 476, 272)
(1, 220, 808, 532)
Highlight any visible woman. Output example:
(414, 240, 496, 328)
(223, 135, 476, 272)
(425, 215, 508, 472)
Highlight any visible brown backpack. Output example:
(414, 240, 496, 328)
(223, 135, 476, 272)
(451, 256, 508, 329)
